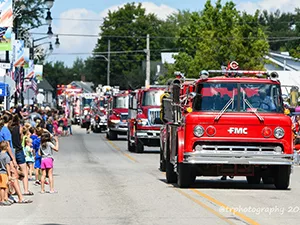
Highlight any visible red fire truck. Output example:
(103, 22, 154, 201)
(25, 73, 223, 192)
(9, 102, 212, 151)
(106, 91, 129, 140)
(127, 86, 166, 153)
(160, 68, 294, 189)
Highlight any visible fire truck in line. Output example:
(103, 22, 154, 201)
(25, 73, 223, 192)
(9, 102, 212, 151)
(127, 86, 166, 153)
(106, 91, 130, 140)
(160, 67, 294, 189)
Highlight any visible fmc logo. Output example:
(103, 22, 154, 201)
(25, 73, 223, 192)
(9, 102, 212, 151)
(228, 127, 248, 134)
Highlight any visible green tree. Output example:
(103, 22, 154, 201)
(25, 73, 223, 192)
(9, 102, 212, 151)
(14, 0, 46, 30)
(43, 61, 73, 92)
(259, 8, 300, 57)
(92, 3, 165, 89)
(170, 0, 269, 79)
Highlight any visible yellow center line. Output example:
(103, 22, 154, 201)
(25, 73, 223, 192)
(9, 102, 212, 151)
(175, 189, 235, 225)
(192, 189, 260, 225)
(106, 138, 137, 163)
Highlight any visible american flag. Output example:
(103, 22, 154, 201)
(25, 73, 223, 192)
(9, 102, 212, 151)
(30, 79, 38, 93)
(15, 67, 24, 94)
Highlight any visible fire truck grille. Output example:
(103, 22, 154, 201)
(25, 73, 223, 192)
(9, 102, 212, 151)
(120, 113, 128, 121)
(148, 109, 161, 125)
(193, 142, 283, 153)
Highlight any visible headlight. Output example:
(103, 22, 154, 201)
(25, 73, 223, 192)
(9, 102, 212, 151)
(274, 146, 282, 153)
(194, 125, 204, 137)
(274, 127, 284, 139)
(137, 119, 148, 126)
(110, 119, 120, 123)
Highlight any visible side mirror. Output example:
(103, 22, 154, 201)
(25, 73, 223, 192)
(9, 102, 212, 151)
(269, 71, 279, 80)
(188, 92, 197, 100)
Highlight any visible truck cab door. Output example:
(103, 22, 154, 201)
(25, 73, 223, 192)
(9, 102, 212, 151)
(128, 93, 138, 137)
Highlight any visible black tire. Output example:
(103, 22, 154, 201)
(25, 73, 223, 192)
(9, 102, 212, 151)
(108, 130, 117, 140)
(274, 166, 291, 190)
(135, 138, 144, 153)
(127, 133, 135, 152)
(166, 160, 177, 183)
(262, 177, 274, 184)
(177, 163, 194, 188)
(246, 175, 261, 184)
(160, 147, 166, 172)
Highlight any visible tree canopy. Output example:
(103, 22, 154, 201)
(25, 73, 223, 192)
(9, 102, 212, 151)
(169, 0, 269, 79)
(44, 1, 300, 91)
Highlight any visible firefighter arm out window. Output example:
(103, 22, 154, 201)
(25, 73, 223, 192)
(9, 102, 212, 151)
(241, 84, 282, 113)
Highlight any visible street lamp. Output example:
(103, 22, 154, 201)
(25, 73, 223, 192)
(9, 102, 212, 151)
(30, 35, 60, 59)
(55, 35, 60, 48)
(45, 9, 53, 25)
(49, 43, 53, 52)
(45, 0, 55, 9)
(47, 25, 53, 38)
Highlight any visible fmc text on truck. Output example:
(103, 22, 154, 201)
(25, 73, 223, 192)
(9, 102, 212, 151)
(160, 68, 294, 189)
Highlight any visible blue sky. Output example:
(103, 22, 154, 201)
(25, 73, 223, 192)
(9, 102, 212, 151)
(36, 0, 297, 67)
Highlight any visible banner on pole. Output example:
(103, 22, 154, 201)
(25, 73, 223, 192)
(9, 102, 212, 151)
(14, 40, 25, 67)
(23, 47, 30, 68)
(0, 0, 13, 27)
(34, 64, 43, 81)
(0, 27, 11, 50)
(25, 60, 34, 79)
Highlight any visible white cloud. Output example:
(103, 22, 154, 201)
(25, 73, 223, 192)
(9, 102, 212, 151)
(49, 2, 177, 66)
(236, 0, 298, 14)
(100, 2, 178, 20)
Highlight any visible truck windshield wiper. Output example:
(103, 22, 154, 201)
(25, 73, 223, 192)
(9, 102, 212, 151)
(243, 98, 264, 122)
(214, 97, 234, 122)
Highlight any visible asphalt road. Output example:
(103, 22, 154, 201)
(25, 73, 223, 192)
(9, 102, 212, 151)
(2, 126, 300, 225)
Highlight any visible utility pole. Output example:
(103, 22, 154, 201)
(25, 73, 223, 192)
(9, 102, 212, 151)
(107, 39, 110, 86)
(145, 34, 150, 88)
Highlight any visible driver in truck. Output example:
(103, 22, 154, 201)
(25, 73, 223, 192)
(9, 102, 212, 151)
(257, 89, 276, 111)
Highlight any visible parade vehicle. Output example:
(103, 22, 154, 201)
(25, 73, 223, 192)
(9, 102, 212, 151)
(127, 86, 166, 153)
(106, 91, 130, 140)
(91, 111, 107, 133)
(160, 64, 294, 189)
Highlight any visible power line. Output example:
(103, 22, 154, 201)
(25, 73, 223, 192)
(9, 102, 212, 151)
(31, 32, 300, 41)
(53, 17, 300, 25)
(53, 17, 104, 22)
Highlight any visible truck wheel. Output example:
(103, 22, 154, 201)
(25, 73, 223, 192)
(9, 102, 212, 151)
(160, 147, 166, 172)
(135, 139, 144, 153)
(262, 177, 274, 184)
(128, 140, 135, 152)
(274, 166, 291, 190)
(246, 175, 261, 184)
(177, 163, 194, 188)
(127, 133, 135, 152)
(108, 130, 117, 140)
(166, 160, 177, 183)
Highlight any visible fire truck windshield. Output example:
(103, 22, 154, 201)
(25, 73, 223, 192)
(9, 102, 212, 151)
(194, 82, 283, 113)
(142, 90, 165, 106)
(113, 96, 129, 109)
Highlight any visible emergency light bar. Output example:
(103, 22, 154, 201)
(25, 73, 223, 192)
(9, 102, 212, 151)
(141, 85, 167, 89)
(208, 70, 267, 74)
(207, 70, 279, 80)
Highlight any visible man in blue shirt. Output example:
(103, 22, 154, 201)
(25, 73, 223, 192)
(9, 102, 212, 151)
(258, 89, 276, 111)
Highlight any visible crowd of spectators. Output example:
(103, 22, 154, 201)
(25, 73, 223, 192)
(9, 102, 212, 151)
(0, 105, 66, 206)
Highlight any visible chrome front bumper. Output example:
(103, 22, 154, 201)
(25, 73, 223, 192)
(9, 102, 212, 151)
(95, 122, 107, 127)
(110, 122, 128, 132)
(136, 130, 160, 139)
(183, 151, 294, 165)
